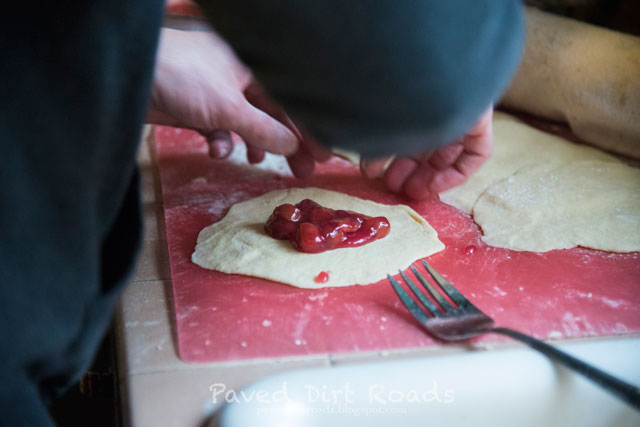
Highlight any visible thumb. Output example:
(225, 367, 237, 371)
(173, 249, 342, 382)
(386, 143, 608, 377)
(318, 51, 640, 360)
(225, 101, 299, 156)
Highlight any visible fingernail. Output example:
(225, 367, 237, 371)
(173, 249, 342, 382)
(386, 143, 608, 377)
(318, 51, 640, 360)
(209, 139, 231, 159)
(206, 130, 232, 159)
(361, 158, 386, 179)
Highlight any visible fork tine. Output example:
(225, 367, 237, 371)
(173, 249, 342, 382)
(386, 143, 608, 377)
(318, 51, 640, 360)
(387, 275, 432, 325)
(399, 270, 443, 316)
(410, 265, 455, 312)
(421, 260, 471, 308)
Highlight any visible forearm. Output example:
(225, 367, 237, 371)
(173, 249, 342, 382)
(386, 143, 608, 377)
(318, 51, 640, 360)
(500, 7, 640, 159)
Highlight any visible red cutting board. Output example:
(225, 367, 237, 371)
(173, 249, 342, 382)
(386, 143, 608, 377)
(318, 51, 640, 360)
(153, 127, 640, 363)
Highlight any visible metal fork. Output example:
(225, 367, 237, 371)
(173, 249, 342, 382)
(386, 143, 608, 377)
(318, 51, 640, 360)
(389, 260, 640, 410)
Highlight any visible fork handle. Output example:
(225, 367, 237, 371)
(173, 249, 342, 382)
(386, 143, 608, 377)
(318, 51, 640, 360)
(487, 327, 640, 410)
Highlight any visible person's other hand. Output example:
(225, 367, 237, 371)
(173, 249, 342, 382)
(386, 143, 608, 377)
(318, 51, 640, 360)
(360, 108, 493, 199)
(148, 29, 325, 171)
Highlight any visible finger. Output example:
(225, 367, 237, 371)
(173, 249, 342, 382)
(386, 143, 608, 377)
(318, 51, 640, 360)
(244, 81, 299, 137)
(426, 166, 469, 195)
(224, 99, 299, 156)
(205, 129, 233, 159)
(245, 81, 332, 163)
(432, 145, 491, 192)
(405, 146, 491, 197)
(408, 150, 434, 164)
(383, 157, 419, 193)
(287, 147, 316, 179)
(402, 161, 440, 200)
(299, 130, 332, 163)
(247, 146, 266, 164)
(360, 156, 390, 180)
(426, 142, 465, 170)
(401, 143, 465, 199)
(403, 107, 494, 198)
(433, 108, 493, 186)
(421, 152, 484, 195)
(234, 63, 253, 92)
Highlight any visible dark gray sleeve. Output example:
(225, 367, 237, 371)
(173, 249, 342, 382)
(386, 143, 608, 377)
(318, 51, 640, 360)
(198, 0, 525, 157)
(0, 1, 163, 423)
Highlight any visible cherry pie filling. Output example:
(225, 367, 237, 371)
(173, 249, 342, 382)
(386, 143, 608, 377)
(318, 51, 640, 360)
(264, 199, 390, 254)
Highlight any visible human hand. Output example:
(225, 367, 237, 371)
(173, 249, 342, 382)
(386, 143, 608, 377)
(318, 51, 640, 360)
(241, 82, 331, 177)
(148, 28, 321, 170)
(360, 108, 493, 199)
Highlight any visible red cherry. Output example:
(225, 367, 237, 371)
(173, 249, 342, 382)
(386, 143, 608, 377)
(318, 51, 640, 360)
(264, 216, 297, 240)
(308, 206, 333, 223)
(372, 217, 390, 238)
(274, 203, 301, 222)
(333, 217, 361, 233)
(295, 222, 324, 253)
(297, 199, 320, 213)
(320, 223, 344, 248)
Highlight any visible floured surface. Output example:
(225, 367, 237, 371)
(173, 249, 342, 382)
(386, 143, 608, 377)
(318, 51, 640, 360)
(474, 161, 640, 252)
(440, 113, 621, 213)
(193, 188, 444, 288)
(154, 126, 640, 363)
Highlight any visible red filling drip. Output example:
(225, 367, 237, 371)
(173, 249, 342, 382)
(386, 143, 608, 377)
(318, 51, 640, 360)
(314, 271, 330, 283)
(264, 199, 390, 253)
(463, 245, 477, 255)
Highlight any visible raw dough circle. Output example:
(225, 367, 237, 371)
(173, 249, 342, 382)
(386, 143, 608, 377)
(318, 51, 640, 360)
(192, 188, 444, 288)
(473, 161, 640, 252)
(440, 113, 621, 214)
